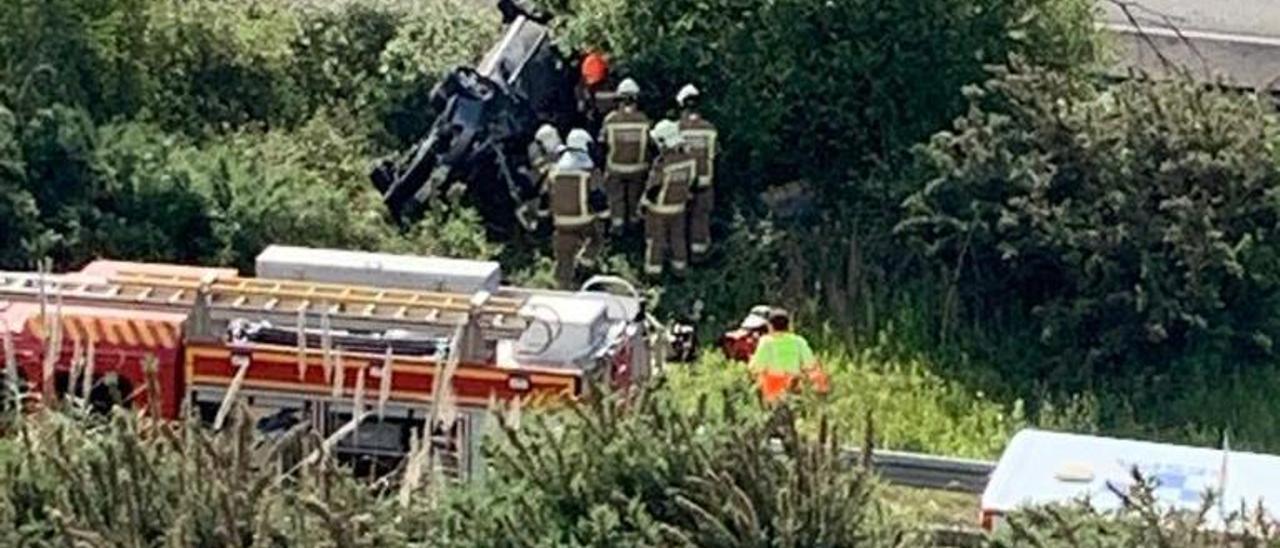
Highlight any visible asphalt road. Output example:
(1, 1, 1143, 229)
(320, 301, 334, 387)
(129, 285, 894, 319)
(1099, 0, 1280, 90)
(1101, 0, 1280, 37)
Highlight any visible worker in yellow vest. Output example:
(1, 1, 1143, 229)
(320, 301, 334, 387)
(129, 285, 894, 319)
(747, 308, 828, 403)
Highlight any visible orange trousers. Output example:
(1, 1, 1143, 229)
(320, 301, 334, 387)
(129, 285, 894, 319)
(756, 368, 829, 403)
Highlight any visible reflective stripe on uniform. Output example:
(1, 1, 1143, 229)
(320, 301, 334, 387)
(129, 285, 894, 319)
(609, 164, 649, 174)
(550, 169, 593, 224)
(644, 238, 653, 261)
(644, 239, 661, 273)
(681, 128, 718, 182)
(554, 214, 596, 227)
(646, 202, 685, 215)
(655, 158, 697, 208)
(605, 122, 651, 172)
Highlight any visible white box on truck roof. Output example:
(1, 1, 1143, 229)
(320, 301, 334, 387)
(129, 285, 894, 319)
(255, 245, 501, 294)
(515, 295, 608, 366)
(981, 429, 1280, 532)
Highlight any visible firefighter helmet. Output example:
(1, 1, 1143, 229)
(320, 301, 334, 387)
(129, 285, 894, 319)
(617, 78, 640, 97)
(649, 119, 683, 149)
(566, 128, 593, 151)
(677, 84, 700, 106)
(535, 124, 561, 150)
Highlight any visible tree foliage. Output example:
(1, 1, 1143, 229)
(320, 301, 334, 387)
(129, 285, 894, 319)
(371, 0, 499, 147)
(538, 0, 1097, 204)
(0, 104, 43, 268)
(0, 0, 501, 272)
(900, 64, 1280, 378)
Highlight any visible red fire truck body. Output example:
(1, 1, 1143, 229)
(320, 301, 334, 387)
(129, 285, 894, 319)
(0, 247, 650, 476)
(2, 301, 186, 417)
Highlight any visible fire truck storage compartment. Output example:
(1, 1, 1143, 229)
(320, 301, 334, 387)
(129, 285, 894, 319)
(328, 401, 484, 479)
(516, 295, 609, 365)
(192, 388, 308, 427)
(233, 320, 448, 358)
(255, 245, 501, 294)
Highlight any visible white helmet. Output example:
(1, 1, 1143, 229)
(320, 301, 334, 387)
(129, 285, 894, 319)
(566, 128, 593, 151)
(649, 119, 683, 149)
(617, 78, 640, 97)
(535, 124, 561, 150)
(677, 84, 700, 106)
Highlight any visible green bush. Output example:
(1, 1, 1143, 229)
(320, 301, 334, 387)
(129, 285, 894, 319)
(0, 104, 43, 268)
(288, 1, 405, 117)
(15, 104, 109, 266)
(143, 0, 304, 134)
(92, 123, 221, 263)
(540, 0, 1097, 204)
(0, 0, 152, 121)
(443, 387, 913, 546)
(179, 110, 499, 271)
(370, 0, 499, 147)
(0, 104, 498, 272)
(900, 64, 1280, 379)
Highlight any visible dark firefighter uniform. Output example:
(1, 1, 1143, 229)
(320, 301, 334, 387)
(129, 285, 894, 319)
(526, 125, 561, 227)
(642, 121, 698, 277)
(601, 100, 651, 229)
(677, 85, 718, 257)
(675, 85, 716, 257)
(548, 139, 607, 289)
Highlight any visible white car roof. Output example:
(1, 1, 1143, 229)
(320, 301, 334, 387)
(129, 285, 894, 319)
(982, 429, 1280, 529)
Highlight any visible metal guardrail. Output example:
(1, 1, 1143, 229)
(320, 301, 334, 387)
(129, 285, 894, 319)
(857, 448, 996, 494)
(763, 443, 994, 543)
(841, 448, 995, 545)
(927, 525, 987, 547)
(769, 440, 997, 494)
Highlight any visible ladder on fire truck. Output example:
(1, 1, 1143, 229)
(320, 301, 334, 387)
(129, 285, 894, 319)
(0, 270, 531, 332)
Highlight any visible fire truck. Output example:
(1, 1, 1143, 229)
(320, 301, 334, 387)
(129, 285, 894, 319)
(0, 245, 651, 478)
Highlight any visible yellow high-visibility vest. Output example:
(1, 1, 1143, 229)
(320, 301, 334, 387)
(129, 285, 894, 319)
(748, 332, 816, 375)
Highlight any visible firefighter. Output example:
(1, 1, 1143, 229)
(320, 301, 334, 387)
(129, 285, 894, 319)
(577, 51, 613, 132)
(642, 120, 697, 277)
(530, 124, 563, 181)
(747, 308, 827, 404)
(676, 84, 718, 259)
(521, 124, 562, 228)
(548, 128, 608, 289)
(599, 78, 651, 232)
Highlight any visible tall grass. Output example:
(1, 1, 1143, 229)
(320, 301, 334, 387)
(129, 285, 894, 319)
(664, 350, 1022, 459)
(0, 407, 426, 546)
